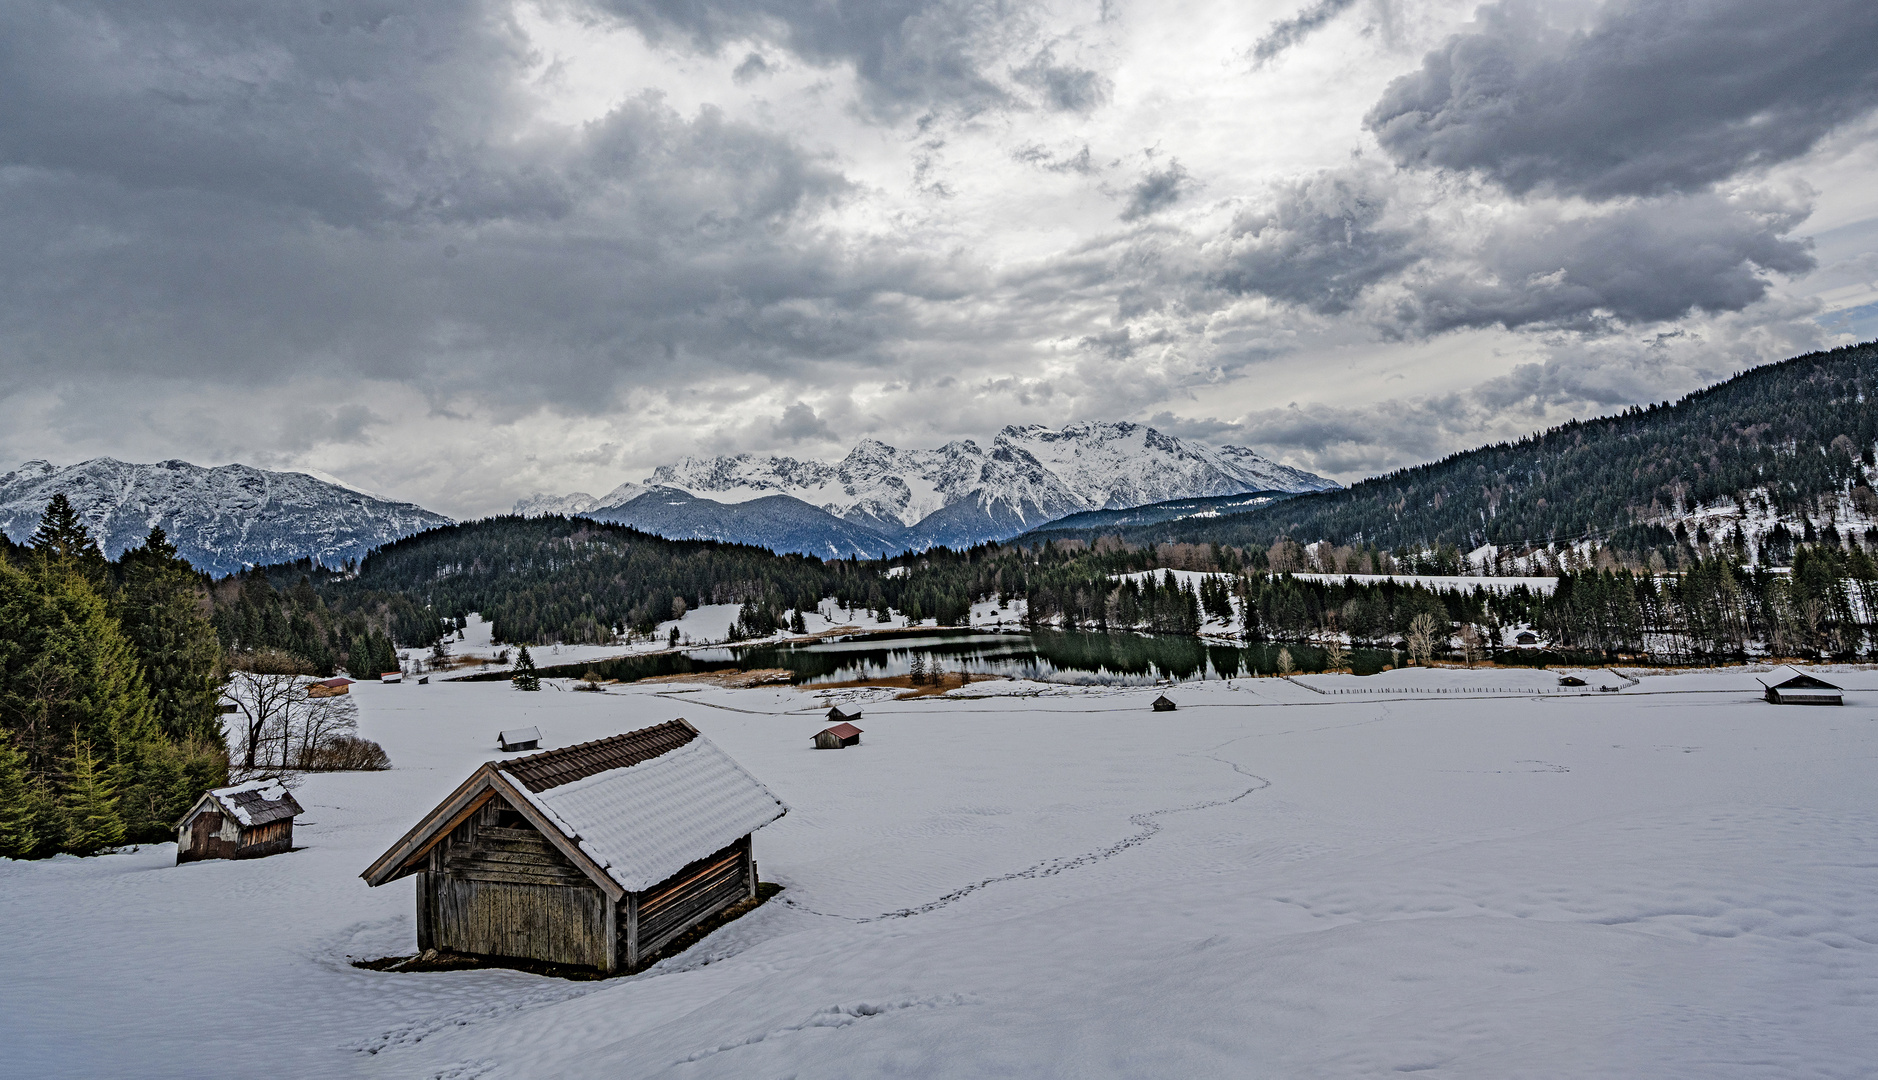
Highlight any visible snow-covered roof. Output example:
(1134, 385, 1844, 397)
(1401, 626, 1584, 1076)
(500, 725, 787, 893)
(499, 726, 541, 745)
(1757, 666, 1841, 690)
(202, 779, 302, 828)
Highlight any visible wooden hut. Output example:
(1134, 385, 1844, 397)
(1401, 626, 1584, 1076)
(308, 677, 354, 698)
(176, 780, 303, 864)
(1757, 666, 1843, 706)
(361, 720, 787, 973)
(826, 705, 861, 724)
(498, 726, 542, 752)
(380, 670, 403, 683)
(814, 722, 863, 749)
(1152, 694, 1178, 712)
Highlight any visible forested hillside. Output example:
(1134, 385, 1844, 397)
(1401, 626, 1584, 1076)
(1051, 341, 1878, 563)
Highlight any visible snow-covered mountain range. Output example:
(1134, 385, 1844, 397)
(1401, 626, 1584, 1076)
(519, 422, 1338, 555)
(0, 458, 452, 575)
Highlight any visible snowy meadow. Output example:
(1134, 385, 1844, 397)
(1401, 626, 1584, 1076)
(3, 669, 1874, 1079)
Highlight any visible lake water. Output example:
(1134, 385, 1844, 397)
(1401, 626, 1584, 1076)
(530, 629, 1405, 686)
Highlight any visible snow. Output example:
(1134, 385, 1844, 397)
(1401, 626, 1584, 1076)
(441, 606, 865, 676)
(4, 670, 1876, 1078)
(211, 778, 292, 825)
(508, 737, 787, 892)
(552, 423, 1337, 536)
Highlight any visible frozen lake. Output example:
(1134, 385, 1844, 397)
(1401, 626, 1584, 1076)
(3, 668, 1875, 1078)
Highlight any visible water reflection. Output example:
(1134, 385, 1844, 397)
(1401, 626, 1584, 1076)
(531, 628, 1400, 686)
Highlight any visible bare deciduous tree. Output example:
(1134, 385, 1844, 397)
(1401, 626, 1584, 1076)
(226, 649, 367, 773)
(1407, 613, 1440, 667)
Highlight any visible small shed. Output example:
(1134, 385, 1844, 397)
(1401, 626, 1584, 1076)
(826, 705, 861, 724)
(381, 671, 404, 683)
(1152, 694, 1178, 712)
(362, 720, 787, 973)
(176, 780, 303, 864)
(308, 677, 354, 698)
(1515, 631, 1540, 646)
(498, 727, 542, 752)
(814, 722, 863, 749)
(1558, 675, 1587, 687)
(1758, 666, 1843, 706)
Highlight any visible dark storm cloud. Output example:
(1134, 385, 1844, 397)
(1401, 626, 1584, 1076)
(1119, 160, 1192, 221)
(1012, 47, 1111, 114)
(0, 0, 942, 418)
(588, 0, 1029, 117)
(1207, 167, 1419, 314)
(1397, 191, 1815, 334)
(1248, 0, 1359, 69)
(1367, 0, 1878, 199)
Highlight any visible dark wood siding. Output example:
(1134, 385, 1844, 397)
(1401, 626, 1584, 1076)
(435, 876, 608, 967)
(633, 837, 754, 959)
(177, 810, 293, 862)
(427, 795, 612, 969)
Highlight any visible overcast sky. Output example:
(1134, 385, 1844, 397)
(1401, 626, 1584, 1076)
(4, 0, 1877, 518)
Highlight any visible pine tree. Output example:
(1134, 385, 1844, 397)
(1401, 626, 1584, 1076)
(511, 644, 540, 691)
(113, 526, 226, 744)
(29, 495, 108, 582)
(60, 741, 125, 855)
(0, 554, 159, 780)
(0, 732, 52, 859)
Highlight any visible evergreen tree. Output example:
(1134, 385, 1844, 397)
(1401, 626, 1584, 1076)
(59, 741, 125, 855)
(0, 554, 159, 780)
(29, 494, 108, 583)
(114, 526, 226, 744)
(0, 732, 52, 859)
(511, 644, 540, 691)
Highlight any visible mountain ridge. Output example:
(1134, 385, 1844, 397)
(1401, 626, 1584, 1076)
(0, 458, 453, 576)
(519, 421, 1339, 554)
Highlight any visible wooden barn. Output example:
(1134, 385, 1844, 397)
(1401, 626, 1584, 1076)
(1758, 666, 1843, 706)
(498, 727, 542, 752)
(814, 722, 862, 749)
(380, 670, 403, 683)
(1152, 694, 1178, 712)
(826, 705, 861, 724)
(361, 720, 787, 973)
(308, 677, 354, 698)
(176, 779, 303, 864)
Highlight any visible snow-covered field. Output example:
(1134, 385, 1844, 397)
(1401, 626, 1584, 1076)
(4, 670, 1876, 1078)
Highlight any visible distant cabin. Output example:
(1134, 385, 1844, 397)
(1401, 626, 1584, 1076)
(826, 705, 861, 725)
(380, 671, 403, 683)
(362, 720, 787, 974)
(1558, 675, 1587, 687)
(498, 727, 542, 752)
(308, 677, 354, 698)
(814, 722, 862, 749)
(1515, 631, 1540, 646)
(1152, 694, 1177, 712)
(1758, 666, 1843, 706)
(176, 780, 303, 864)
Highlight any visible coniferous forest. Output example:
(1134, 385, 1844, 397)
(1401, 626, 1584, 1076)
(1033, 341, 1878, 564)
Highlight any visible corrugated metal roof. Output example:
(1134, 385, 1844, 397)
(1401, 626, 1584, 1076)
(500, 733, 787, 892)
(504, 722, 697, 793)
(821, 722, 862, 739)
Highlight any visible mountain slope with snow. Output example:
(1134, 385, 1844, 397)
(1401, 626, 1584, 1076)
(0, 458, 452, 575)
(546, 422, 1337, 553)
